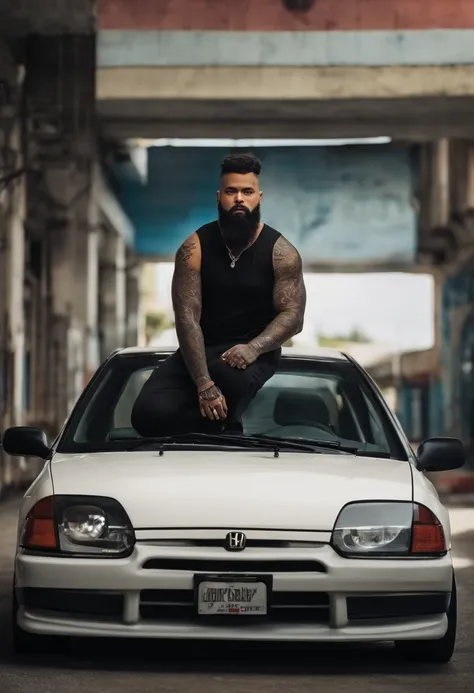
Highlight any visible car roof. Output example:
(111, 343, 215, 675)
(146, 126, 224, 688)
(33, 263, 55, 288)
(116, 345, 348, 361)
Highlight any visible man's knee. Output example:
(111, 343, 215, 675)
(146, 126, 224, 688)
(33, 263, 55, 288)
(131, 385, 176, 436)
(209, 359, 253, 401)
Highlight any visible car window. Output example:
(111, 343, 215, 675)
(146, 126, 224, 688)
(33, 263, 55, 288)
(114, 368, 153, 429)
(61, 354, 403, 458)
(73, 366, 155, 443)
(361, 389, 390, 447)
(242, 371, 389, 453)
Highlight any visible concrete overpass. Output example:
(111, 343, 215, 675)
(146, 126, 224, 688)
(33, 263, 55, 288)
(97, 0, 474, 142)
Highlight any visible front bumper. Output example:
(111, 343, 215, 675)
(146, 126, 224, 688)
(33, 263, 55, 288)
(15, 542, 454, 643)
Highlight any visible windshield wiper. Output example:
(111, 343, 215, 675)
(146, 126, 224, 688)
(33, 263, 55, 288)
(251, 434, 346, 453)
(124, 432, 319, 453)
(117, 432, 390, 457)
(260, 435, 392, 458)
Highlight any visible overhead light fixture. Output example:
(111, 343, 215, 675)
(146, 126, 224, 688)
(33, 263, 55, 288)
(283, 0, 316, 11)
(134, 137, 393, 148)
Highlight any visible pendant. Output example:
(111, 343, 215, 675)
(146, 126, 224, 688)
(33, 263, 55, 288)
(230, 259, 236, 268)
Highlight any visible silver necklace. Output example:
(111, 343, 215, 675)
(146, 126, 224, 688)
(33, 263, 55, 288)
(219, 224, 259, 268)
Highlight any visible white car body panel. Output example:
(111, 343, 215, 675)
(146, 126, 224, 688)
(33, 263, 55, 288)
(49, 451, 413, 531)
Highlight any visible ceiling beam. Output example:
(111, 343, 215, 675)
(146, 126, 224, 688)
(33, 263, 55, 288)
(100, 117, 474, 142)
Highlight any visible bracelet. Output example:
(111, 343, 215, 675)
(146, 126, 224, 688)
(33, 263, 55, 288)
(197, 379, 214, 393)
(198, 383, 217, 398)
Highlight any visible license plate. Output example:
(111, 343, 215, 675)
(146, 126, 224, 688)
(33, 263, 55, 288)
(197, 580, 268, 615)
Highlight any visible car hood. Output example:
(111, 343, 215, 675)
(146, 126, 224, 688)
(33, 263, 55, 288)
(50, 450, 413, 531)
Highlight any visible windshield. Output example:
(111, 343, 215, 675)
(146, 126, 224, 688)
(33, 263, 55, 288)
(56, 353, 406, 459)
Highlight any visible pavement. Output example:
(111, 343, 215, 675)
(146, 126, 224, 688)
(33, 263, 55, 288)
(0, 496, 474, 693)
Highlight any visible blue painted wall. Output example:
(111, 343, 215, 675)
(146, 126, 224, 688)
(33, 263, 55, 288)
(109, 144, 419, 264)
(394, 267, 474, 458)
(440, 267, 474, 445)
(396, 380, 439, 442)
(396, 385, 413, 434)
(428, 378, 445, 438)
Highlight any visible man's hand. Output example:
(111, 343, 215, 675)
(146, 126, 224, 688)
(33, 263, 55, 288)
(198, 382, 228, 420)
(221, 344, 259, 369)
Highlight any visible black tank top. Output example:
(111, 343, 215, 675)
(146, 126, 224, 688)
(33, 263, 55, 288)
(196, 221, 281, 355)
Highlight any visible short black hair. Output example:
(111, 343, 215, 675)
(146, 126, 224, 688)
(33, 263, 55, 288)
(220, 152, 262, 177)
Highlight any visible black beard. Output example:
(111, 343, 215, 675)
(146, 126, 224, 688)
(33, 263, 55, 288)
(218, 202, 261, 253)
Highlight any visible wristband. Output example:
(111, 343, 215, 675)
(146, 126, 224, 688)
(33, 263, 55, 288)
(197, 379, 214, 393)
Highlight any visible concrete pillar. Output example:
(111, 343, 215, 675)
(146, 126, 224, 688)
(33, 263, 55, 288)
(116, 236, 127, 348)
(430, 139, 450, 227)
(466, 145, 474, 208)
(99, 229, 127, 359)
(85, 222, 100, 381)
(22, 33, 97, 430)
(0, 122, 26, 489)
(5, 123, 26, 428)
(449, 139, 470, 213)
(0, 206, 7, 425)
(37, 158, 105, 414)
(125, 256, 141, 347)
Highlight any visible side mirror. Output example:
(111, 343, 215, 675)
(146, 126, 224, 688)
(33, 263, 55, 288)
(1, 426, 51, 460)
(417, 436, 466, 472)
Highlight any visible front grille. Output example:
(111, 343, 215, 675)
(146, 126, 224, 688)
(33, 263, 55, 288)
(139, 589, 330, 623)
(139, 539, 323, 549)
(142, 559, 326, 573)
(347, 594, 450, 621)
(19, 588, 124, 618)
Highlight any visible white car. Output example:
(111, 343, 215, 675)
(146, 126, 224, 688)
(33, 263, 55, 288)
(2, 346, 465, 662)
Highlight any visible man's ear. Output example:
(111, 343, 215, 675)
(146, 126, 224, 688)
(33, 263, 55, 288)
(259, 190, 263, 202)
(216, 190, 220, 204)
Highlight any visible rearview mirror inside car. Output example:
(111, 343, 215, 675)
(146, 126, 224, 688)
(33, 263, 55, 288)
(1, 426, 51, 460)
(417, 436, 466, 472)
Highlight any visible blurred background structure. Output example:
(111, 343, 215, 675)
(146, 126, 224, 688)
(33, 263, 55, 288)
(2, 0, 474, 493)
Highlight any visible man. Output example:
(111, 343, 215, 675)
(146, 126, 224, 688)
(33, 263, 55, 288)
(131, 152, 306, 436)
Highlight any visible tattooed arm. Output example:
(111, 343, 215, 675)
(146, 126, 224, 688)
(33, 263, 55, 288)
(249, 236, 306, 355)
(222, 236, 305, 369)
(171, 234, 227, 419)
(171, 234, 210, 388)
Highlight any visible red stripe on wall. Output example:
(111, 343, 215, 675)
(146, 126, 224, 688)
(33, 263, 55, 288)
(100, 0, 474, 32)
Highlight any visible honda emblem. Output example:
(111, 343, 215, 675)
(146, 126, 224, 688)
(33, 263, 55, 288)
(225, 531, 247, 552)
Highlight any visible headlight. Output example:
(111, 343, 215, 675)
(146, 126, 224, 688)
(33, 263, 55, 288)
(21, 495, 135, 557)
(331, 502, 446, 558)
(57, 497, 134, 556)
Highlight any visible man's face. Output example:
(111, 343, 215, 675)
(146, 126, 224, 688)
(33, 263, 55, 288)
(217, 172, 263, 248)
(217, 172, 262, 215)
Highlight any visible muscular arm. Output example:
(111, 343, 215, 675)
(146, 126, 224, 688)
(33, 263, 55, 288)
(171, 234, 211, 389)
(249, 236, 306, 355)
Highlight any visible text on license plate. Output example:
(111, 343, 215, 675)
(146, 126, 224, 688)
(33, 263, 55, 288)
(198, 581, 267, 615)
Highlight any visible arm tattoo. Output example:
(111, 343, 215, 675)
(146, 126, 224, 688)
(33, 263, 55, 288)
(171, 237, 211, 388)
(199, 384, 223, 402)
(249, 236, 306, 355)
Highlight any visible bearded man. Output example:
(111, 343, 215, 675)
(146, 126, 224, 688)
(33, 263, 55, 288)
(131, 152, 306, 436)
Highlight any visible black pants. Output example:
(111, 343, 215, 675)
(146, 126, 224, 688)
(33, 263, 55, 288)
(131, 344, 279, 437)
